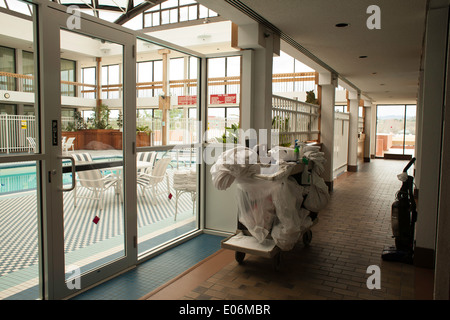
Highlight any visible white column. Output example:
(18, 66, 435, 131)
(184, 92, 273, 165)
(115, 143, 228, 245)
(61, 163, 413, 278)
(415, 4, 449, 269)
(239, 23, 279, 149)
(363, 100, 372, 162)
(318, 72, 337, 190)
(347, 90, 360, 172)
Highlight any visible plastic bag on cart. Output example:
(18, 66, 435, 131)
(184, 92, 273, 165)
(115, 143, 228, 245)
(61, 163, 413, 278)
(210, 146, 260, 190)
(303, 171, 330, 212)
(235, 179, 278, 243)
(271, 178, 312, 251)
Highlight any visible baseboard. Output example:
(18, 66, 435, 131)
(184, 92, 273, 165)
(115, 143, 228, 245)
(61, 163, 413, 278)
(414, 246, 435, 269)
(384, 153, 413, 160)
(347, 165, 358, 172)
(371, 154, 375, 159)
(364, 157, 371, 162)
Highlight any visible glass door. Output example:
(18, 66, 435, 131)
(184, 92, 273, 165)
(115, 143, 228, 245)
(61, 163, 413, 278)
(375, 104, 416, 158)
(135, 38, 201, 257)
(0, 0, 42, 300)
(46, 6, 136, 299)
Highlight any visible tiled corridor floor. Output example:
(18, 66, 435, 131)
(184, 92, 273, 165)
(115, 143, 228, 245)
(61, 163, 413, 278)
(145, 159, 434, 300)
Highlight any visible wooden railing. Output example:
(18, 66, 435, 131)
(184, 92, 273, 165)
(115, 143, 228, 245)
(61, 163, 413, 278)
(0, 71, 318, 99)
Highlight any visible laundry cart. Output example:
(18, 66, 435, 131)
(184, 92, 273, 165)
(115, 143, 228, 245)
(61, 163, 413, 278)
(211, 146, 328, 270)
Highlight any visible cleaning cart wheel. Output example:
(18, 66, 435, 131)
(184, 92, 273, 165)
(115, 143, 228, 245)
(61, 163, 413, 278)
(303, 230, 312, 246)
(235, 251, 246, 264)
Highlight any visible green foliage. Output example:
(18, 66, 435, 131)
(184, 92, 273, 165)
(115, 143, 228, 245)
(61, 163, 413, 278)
(216, 123, 240, 144)
(136, 125, 151, 134)
(117, 111, 123, 130)
(272, 116, 291, 147)
(87, 104, 112, 129)
(305, 90, 319, 105)
(74, 111, 87, 130)
(64, 122, 77, 132)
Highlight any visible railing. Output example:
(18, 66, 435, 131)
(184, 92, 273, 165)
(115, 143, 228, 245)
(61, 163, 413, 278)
(272, 72, 316, 93)
(271, 95, 320, 145)
(0, 115, 36, 154)
(0, 71, 318, 101)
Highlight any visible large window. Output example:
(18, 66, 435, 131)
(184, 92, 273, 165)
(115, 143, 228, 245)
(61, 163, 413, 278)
(143, 0, 218, 28)
(22, 51, 34, 92)
(273, 51, 316, 93)
(376, 105, 416, 157)
(60, 58, 76, 96)
(81, 67, 96, 99)
(0, 46, 16, 91)
(101, 64, 120, 99)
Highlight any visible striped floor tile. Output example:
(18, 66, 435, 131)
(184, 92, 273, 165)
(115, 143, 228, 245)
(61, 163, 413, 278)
(0, 168, 196, 276)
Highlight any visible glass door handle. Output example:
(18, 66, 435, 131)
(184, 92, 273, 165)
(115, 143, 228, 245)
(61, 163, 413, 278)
(59, 156, 76, 192)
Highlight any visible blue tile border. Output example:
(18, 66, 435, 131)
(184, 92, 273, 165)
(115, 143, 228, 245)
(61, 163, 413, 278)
(71, 233, 224, 300)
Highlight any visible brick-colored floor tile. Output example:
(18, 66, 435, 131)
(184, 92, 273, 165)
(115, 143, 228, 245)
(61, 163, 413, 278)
(178, 159, 432, 301)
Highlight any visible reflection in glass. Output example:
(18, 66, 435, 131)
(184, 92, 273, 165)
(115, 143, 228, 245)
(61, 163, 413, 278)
(136, 38, 199, 257)
(60, 29, 125, 279)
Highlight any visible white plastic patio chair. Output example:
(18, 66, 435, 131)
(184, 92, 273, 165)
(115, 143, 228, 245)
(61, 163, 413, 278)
(63, 137, 75, 154)
(137, 157, 171, 205)
(72, 153, 121, 210)
(27, 137, 36, 153)
(137, 151, 157, 176)
(173, 169, 197, 221)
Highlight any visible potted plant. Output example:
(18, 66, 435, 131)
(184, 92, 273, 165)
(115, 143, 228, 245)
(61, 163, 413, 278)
(136, 125, 152, 147)
(305, 90, 319, 105)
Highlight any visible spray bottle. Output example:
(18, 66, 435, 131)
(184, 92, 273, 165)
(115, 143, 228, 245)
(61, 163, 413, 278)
(294, 139, 299, 163)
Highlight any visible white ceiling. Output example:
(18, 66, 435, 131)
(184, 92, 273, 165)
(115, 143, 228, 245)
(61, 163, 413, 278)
(201, 0, 428, 105)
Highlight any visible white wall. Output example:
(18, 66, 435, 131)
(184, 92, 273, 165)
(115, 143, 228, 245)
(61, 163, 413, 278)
(203, 145, 238, 234)
(333, 114, 349, 177)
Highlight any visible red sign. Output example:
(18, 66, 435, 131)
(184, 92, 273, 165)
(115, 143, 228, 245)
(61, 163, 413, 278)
(210, 94, 237, 105)
(178, 95, 197, 105)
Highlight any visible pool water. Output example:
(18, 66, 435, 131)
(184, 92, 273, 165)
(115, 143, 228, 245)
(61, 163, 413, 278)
(0, 158, 122, 195)
(0, 165, 75, 194)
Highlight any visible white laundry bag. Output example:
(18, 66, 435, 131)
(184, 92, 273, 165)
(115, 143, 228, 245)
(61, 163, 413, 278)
(303, 171, 330, 212)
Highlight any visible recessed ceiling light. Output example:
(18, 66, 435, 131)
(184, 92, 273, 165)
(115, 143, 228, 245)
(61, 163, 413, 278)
(359, 55, 368, 59)
(335, 23, 349, 28)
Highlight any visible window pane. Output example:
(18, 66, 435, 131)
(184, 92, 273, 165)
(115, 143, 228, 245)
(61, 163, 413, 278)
(226, 56, 240, 77)
(208, 9, 218, 17)
(208, 58, 225, 78)
(179, 6, 188, 21)
(0, 46, 16, 91)
(144, 13, 152, 27)
(170, 58, 184, 80)
(108, 65, 120, 84)
(170, 8, 178, 23)
(189, 57, 198, 79)
(199, 5, 208, 19)
(138, 62, 153, 82)
(161, 10, 170, 24)
(188, 5, 197, 20)
(152, 12, 160, 26)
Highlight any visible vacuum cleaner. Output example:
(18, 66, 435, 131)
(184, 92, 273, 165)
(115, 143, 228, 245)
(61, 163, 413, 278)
(382, 157, 417, 264)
